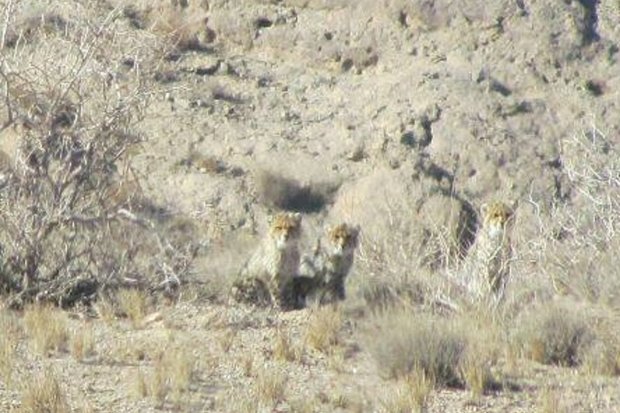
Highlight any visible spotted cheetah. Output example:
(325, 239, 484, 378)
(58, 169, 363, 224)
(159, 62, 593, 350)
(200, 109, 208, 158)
(464, 201, 514, 304)
(292, 223, 360, 308)
(230, 212, 302, 309)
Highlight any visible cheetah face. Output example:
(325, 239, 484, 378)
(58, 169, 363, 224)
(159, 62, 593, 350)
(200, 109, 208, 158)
(325, 223, 360, 257)
(269, 212, 302, 250)
(481, 201, 513, 237)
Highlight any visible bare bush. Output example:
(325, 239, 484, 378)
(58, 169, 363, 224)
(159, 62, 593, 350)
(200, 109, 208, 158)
(0, 6, 199, 308)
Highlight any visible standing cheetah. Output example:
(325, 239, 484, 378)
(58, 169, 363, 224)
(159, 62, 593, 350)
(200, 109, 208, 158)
(292, 223, 360, 308)
(230, 212, 302, 309)
(464, 201, 514, 305)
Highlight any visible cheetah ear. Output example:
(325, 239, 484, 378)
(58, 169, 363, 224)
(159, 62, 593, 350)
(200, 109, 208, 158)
(350, 224, 361, 239)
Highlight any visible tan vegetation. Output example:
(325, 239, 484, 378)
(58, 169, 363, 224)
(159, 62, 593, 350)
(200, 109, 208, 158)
(0, 0, 619, 412)
(18, 369, 69, 413)
(23, 304, 68, 356)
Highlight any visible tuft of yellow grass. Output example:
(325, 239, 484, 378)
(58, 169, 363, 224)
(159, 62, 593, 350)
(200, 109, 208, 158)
(273, 328, 301, 362)
(538, 386, 568, 413)
(218, 328, 236, 353)
(19, 369, 70, 413)
(305, 306, 342, 352)
(70, 323, 95, 362)
(141, 344, 196, 406)
(379, 369, 433, 413)
(92, 296, 117, 324)
(0, 311, 20, 386)
(116, 288, 149, 328)
(255, 366, 286, 407)
(23, 304, 68, 356)
(241, 353, 254, 377)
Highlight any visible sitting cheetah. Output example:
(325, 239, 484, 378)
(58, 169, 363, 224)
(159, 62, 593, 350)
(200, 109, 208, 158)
(292, 223, 360, 308)
(464, 201, 514, 304)
(230, 212, 302, 309)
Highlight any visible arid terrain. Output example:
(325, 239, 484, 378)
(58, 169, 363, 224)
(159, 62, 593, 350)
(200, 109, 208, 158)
(1, 0, 620, 412)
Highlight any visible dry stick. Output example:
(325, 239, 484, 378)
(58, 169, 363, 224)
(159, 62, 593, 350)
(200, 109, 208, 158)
(0, 0, 14, 50)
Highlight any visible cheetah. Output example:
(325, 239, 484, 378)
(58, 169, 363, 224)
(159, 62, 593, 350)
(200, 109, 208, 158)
(464, 201, 514, 305)
(230, 212, 302, 309)
(292, 223, 360, 308)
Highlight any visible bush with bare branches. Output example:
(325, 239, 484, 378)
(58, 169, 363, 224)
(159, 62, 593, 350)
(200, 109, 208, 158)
(0, 5, 198, 308)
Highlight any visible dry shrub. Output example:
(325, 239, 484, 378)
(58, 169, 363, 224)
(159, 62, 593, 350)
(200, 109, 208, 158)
(19, 369, 70, 413)
(349, 193, 467, 312)
(379, 369, 433, 413)
(507, 123, 620, 310)
(256, 170, 338, 213)
(363, 309, 468, 387)
(305, 305, 342, 352)
(0, 7, 199, 309)
(255, 365, 286, 407)
(23, 304, 68, 356)
(515, 301, 593, 367)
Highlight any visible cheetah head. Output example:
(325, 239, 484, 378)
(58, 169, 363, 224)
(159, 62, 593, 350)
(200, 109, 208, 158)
(481, 201, 513, 237)
(269, 212, 302, 250)
(325, 223, 360, 258)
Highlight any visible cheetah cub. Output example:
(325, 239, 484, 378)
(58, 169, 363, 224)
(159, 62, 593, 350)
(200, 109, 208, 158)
(230, 212, 302, 309)
(293, 223, 360, 308)
(464, 201, 514, 305)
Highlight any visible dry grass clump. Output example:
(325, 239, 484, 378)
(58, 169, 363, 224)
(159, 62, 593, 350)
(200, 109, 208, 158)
(305, 305, 342, 352)
(218, 328, 236, 353)
(18, 369, 70, 413)
(458, 313, 502, 398)
(579, 338, 620, 376)
(142, 343, 196, 406)
(379, 369, 433, 413)
(116, 288, 149, 328)
(255, 365, 287, 407)
(537, 386, 569, 413)
(70, 323, 95, 362)
(23, 304, 68, 356)
(273, 328, 302, 362)
(0, 311, 20, 385)
(363, 309, 469, 387)
(514, 301, 594, 367)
